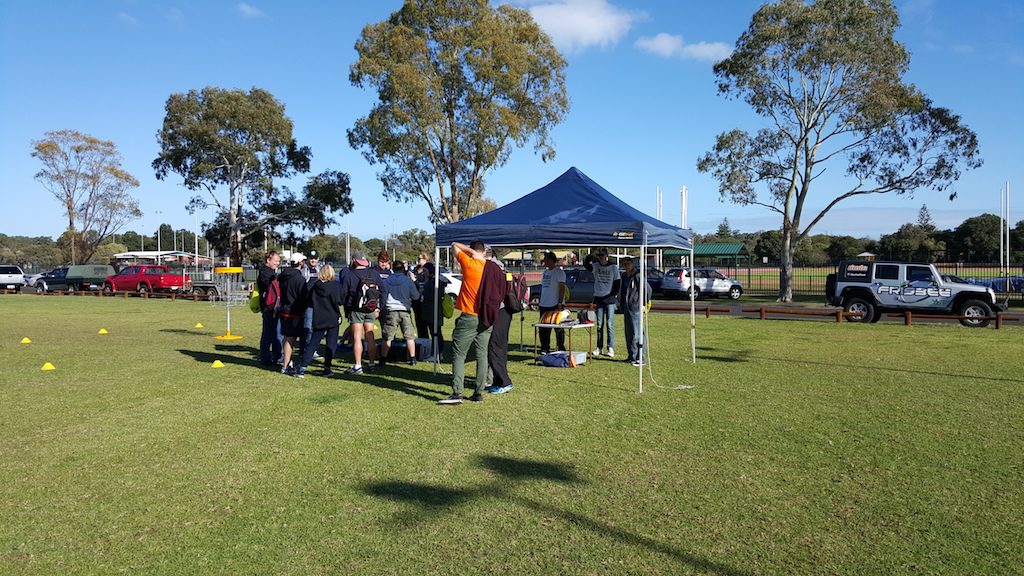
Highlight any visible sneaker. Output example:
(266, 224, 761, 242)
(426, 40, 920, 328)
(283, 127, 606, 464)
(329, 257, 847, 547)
(281, 366, 295, 376)
(492, 384, 513, 394)
(485, 385, 498, 393)
(605, 347, 615, 358)
(631, 360, 644, 367)
(294, 369, 306, 379)
(344, 365, 363, 375)
(408, 358, 417, 366)
(312, 351, 323, 360)
(468, 393, 484, 403)
(592, 348, 601, 356)
(320, 369, 334, 377)
(365, 363, 378, 373)
(437, 394, 463, 405)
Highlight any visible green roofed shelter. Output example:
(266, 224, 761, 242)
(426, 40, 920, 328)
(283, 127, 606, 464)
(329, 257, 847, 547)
(665, 242, 750, 266)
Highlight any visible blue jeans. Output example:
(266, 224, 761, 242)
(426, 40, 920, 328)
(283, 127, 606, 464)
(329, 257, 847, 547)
(595, 301, 616, 350)
(623, 307, 641, 362)
(260, 310, 282, 363)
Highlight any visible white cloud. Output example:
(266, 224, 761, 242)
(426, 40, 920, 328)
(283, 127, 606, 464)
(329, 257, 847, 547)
(635, 33, 732, 62)
(116, 12, 139, 26)
(237, 3, 266, 18)
(519, 0, 643, 53)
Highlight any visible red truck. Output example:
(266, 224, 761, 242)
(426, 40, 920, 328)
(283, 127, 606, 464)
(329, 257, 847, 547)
(102, 265, 189, 294)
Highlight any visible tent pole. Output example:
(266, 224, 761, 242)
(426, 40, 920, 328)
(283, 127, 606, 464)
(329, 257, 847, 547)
(519, 257, 526, 351)
(639, 232, 646, 394)
(433, 245, 441, 376)
(690, 245, 696, 364)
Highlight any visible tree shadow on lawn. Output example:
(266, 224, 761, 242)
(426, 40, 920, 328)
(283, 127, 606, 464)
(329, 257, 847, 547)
(361, 455, 750, 576)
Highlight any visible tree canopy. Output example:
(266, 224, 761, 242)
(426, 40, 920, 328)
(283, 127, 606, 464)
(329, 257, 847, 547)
(32, 130, 142, 264)
(348, 0, 569, 224)
(697, 0, 982, 300)
(153, 87, 353, 265)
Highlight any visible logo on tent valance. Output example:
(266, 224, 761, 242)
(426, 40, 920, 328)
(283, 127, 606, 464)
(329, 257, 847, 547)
(612, 231, 635, 239)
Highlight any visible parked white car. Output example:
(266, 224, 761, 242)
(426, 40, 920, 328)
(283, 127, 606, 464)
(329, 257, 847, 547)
(440, 272, 462, 297)
(1, 264, 26, 291)
(661, 267, 743, 300)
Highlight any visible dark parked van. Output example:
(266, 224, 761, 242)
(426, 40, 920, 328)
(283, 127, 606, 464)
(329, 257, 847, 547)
(36, 265, 115, 292)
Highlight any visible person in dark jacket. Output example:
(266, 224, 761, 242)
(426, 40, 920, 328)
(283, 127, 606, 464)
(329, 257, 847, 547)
(339, 254, 383, 375)
(618, 257, 652, 366)
(278, 254, 309, 376)
(480, 256, 514, 394)
(296, 265, 343, 377)
(257, 251, 282, 366)
(411, 253, 430, 338)
(420, 262, 448, 361)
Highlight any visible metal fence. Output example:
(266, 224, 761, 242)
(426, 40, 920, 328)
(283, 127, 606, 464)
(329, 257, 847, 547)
(708, 261, 1024, 303)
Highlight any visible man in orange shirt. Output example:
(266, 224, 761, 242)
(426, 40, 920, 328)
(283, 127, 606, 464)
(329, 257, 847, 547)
(438, 240, 491, 405)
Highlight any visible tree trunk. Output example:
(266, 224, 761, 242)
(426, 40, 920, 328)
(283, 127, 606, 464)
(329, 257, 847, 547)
(67, 209, 77, 265)
(778, 226, 795, 302)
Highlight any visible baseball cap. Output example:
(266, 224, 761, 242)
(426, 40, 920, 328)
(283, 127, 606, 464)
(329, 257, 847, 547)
(289, 252, 305, 264)
(352, 252, 369, 267)
(308, 250, 318, 259)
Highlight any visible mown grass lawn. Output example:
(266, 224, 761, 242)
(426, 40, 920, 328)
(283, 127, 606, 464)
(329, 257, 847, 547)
(1, 295, 1021, 575)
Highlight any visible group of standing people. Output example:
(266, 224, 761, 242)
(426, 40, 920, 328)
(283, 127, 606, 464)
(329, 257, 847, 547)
(257, 249, 446, 378)
(256, 242, 649, 404)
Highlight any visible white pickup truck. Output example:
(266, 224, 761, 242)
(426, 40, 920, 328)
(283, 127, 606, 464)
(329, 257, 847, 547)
(1, 264, 26, 292)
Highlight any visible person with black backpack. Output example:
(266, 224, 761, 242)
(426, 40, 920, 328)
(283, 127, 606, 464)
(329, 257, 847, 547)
(340, 253, 383, 375)
(257, 250, 283, 367)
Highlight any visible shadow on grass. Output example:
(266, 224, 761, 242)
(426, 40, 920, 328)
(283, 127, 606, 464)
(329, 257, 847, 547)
(361, 455, 751, 576)
(159, 328, 210, 336)
(177, 348, 261, 369)
(356, 373, 446, 402)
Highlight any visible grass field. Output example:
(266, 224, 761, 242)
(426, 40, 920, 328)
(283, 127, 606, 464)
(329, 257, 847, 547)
(1, 295, 1022, 575)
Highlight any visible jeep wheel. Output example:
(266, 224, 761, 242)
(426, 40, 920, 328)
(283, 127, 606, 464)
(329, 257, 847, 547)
(67, 283, 79, 293)
(137, 283, 149, 295)
(728, 286, 743, 300)
(843, 297, 874, 323)
(36, 283, 46, 294)
(958, 299, 992, 328)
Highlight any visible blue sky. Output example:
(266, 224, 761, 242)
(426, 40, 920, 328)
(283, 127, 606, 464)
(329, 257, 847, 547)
(1, 0, 1021, 243)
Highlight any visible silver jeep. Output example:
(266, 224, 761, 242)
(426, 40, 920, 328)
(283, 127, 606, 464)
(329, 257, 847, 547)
(826, 261, 1005, 327)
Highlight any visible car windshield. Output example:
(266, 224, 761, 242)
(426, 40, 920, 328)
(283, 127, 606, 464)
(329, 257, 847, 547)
(942, 274, 967, 283)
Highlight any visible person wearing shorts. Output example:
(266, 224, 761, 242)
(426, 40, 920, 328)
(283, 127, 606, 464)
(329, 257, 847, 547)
(381, 261, 420, 365)
(340, 254, 383, 375)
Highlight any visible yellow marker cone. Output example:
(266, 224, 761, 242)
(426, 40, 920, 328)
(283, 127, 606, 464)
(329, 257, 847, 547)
(195, 323, 204, 328)
(98, 328, 109, 335)
(20, 337, 32, 344)
(41, 362, 56, 371)
(211, 360, 225, 368)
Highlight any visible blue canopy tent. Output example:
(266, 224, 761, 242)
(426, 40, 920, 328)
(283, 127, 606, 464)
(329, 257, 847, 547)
(433, 167, 696, 393)
(435, 167, 692, 249)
